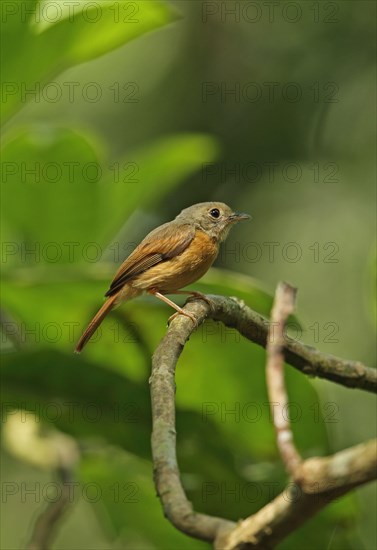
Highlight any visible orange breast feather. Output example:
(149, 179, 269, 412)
(131, 230, 219, 293)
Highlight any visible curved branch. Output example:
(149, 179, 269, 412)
(149, 292, 377, 549)
(150, 327, 236, 541)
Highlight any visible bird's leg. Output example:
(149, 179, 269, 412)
(148, 290, 197, 326)
(170, 290, 213, 308)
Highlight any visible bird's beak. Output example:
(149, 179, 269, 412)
(228, 212, 251, 223)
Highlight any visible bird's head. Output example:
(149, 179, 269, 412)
(176, 202, 251, 242)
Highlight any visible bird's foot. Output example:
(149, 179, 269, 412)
(167, 310, 198, 328)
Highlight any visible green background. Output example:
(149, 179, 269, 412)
(1, 1, 376, 549)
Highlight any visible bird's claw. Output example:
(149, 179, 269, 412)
(167, 310, 198, 328)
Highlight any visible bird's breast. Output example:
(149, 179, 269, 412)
(131, 230, 219, 292)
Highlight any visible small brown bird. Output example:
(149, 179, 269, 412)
(75, 202, 250, 352)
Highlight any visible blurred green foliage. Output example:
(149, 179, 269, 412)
(1, 1, 376, 549)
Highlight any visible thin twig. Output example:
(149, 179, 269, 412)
(3, 410, 78, 550)
(266, 282, 302, 478)
(26, 466, 74, 550)
(25, 436, 78, 550)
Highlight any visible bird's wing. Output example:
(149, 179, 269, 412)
(105, 222, 195, 297)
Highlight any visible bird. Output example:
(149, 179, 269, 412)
(75, 202, 250, 352)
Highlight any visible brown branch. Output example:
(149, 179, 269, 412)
(221, 439, 377, 550)
(149, 291, 377, 549)
(173, 294, 376, 393)
(265, 282, 302, 479)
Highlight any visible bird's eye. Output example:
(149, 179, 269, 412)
(209, 208, 220, 219)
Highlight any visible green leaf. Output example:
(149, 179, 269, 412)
(1, 0, 180, 121)
(1, 127, 103, 260)
(1, 129, 220, 268)
(100, 134, 220, 241)
(1, 350, 152, 456)
(80, 451, 209, 549)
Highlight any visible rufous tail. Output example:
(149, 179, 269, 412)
(75, 294, 118, 353)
